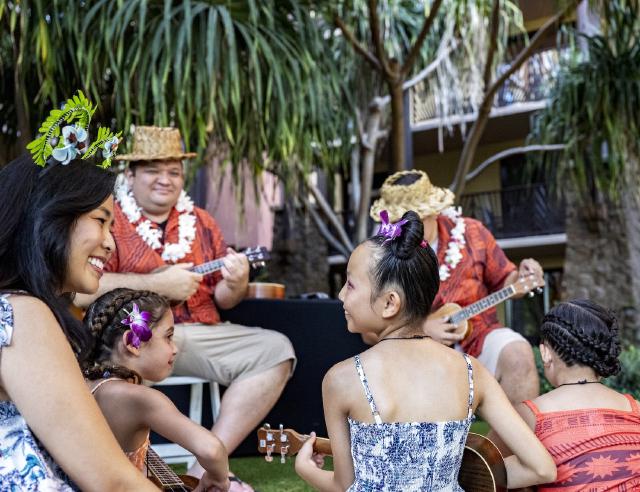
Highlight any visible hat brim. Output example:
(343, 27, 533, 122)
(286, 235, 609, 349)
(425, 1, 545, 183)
(115, 152, 197, 161)
(370, 185, 455, 223)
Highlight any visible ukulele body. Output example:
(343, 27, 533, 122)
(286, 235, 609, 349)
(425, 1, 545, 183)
(428, 303, 472, 342)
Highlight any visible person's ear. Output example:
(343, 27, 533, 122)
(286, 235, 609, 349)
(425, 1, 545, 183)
(381, 290, 402, 319)
(539, 342, 552, 368)
(122, 331, 141, 356)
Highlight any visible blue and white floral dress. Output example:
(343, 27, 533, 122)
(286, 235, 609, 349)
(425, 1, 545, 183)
(0, 294, 76, 491)
(347, 353, 475, 491)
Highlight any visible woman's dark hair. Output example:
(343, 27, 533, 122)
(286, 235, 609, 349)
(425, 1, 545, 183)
(0, 154, 116, 360)
(83, 288, 170, 383)
(540, 299, 621, 377)
(366, 210, 439, 326)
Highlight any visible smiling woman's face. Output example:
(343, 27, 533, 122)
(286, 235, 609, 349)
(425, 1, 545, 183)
(62, 195, 115, 294)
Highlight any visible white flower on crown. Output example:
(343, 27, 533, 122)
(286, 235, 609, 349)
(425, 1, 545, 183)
(116, 182, 197, 262)
(438, 206, 466, 282)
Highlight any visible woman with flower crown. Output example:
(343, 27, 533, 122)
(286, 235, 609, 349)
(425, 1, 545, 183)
(0, 92, 157, 491)
(369, 170, 545, 407)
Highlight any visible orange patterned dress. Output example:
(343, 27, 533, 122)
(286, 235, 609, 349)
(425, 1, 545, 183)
(90, 378, 150, 472)
(523, 396, 640, 491)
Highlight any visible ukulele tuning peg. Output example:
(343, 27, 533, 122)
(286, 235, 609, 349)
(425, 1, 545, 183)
(265, 444, 275, 463)
(528, 291, 535, 298)
(535, 287, 543, 294)
(281, 445, 289, 464)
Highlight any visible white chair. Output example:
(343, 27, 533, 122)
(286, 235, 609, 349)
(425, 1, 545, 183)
(151, 376, 221, 467)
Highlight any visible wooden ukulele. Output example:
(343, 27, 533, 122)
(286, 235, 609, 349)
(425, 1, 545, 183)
(146, 446, 199, 491)
(246, 282, 286, 299)
(257, 425, 508, 492)
(429, 274, 544, 344)
(153, 246, 270, 276)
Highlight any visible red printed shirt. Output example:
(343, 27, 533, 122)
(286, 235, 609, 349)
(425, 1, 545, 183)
(432, 215, 516, 357)
(105, 201, 226, 324)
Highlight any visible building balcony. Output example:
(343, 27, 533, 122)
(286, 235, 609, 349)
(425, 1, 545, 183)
(459, 183, 565, 245)
(411, 46, 565, 131)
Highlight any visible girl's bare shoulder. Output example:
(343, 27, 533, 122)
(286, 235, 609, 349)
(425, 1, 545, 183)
(323, 357, 362, 395)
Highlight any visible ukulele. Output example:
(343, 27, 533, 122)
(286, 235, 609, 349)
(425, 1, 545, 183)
(429, 274, 544, 344)
(257, 425, 508, 492)
(153, 246, 270, 276)
(146, 446, 199, 491)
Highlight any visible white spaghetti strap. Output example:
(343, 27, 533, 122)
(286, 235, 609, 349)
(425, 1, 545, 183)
(462, 353, 475, 419)
(354, 355, 383, 424)
(90, 377, 122, 395)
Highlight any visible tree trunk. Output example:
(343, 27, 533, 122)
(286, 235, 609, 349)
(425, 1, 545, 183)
(355, 99, 384, 243)
(563, 165, 640, 344)
(389, 80, 405, 172)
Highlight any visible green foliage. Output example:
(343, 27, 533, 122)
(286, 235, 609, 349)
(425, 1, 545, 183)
(2, 0, 527, 188)
(528, 0, 640, 204)
(534, 345, 640, 400)
(26, 90, 95, 166)
(1, 0, 355, 186)
(83, 126, 122, 168)
(605, 345, 640, 400)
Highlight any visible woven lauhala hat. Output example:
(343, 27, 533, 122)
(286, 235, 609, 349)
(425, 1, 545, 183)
(115, 126, 196, 161)
(370, 170, 455, 222)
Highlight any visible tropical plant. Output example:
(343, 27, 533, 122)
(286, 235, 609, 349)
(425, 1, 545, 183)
(0, 0, 353, 185)
(528, 0, 640, 338)
(530, 0, 640, 202)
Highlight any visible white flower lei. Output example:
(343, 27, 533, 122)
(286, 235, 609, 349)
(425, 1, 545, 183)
(115, 183, 197, 262)
(437, 207, 466, 281)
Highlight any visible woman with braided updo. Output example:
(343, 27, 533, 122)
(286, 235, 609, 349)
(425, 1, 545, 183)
(513, 300, 640, 491)
(83, 288, 229, 491)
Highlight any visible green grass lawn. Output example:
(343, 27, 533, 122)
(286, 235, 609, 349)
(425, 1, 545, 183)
(171, 421, 490, 491)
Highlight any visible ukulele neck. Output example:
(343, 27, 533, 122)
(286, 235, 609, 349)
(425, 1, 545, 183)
(191, 258, 224, 275)
(146, 447, 189, 490)
(448, 284, 517, 325)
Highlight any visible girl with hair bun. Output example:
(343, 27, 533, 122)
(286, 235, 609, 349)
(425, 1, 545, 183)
(512, 299, 640, 491)
(295, 210, 556, 491)
(83, 288, 229, 491)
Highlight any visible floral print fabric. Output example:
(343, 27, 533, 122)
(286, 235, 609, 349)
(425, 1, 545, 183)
(0, 295, 76, 491)
(347, 354, 474, 491)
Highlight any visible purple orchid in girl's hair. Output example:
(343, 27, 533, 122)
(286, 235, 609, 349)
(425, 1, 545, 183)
(377, 210, 408, 243)
(121, 303, 152, 348)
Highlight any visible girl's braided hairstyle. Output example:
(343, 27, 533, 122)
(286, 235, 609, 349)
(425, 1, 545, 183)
(83, 288, 170, 383)
(540, 299, 621, 378)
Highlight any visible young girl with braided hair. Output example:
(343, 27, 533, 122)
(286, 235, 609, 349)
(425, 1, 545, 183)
(510, 300, 640, 491)
(83, 288, 229, 492)
(295, 210, 556, 491)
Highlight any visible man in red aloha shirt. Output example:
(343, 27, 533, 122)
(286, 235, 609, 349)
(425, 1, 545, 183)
(370, 170, 543, 405)
(77, 126, 295, 492)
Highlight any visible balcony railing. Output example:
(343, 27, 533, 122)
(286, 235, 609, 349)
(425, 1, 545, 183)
(459, 183, 565, 239)
(411, 47, 565, 127)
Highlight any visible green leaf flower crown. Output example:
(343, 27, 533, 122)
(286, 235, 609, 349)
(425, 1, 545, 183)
(26, 91, 122, 169)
